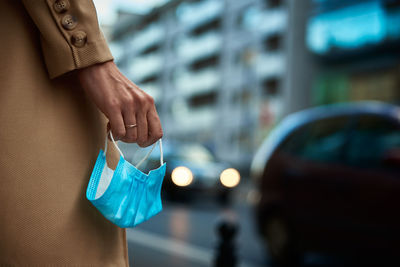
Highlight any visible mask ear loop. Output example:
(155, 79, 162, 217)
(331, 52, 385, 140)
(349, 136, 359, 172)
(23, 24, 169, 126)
(135, 139, 164, 169)
(103, 131, 125, 159)
(159, 139, 164, 165)
(103, 130, 163, 168)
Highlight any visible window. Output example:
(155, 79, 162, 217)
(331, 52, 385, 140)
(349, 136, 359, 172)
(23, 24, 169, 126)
(177, 144, 215, 163)
(141, 43, 161, 55)
(266, 0, 283, 8)
(263, 33, 283, 51)
(346, 115, 400, 168)
(146, 12, 161, 24)
(280, 125, 311, 155)
(262, 77, 280, 96)
(188, 91, 217, 109)
(281, 116, 351, 163)
(191, 18, 221, 36)
(190, 55, 219, 71)
(139, 74, 158, 84)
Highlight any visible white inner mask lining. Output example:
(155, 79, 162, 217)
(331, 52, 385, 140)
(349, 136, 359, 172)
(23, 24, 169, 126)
(95, 164, 115, 199)
(94, 131, 164, 200)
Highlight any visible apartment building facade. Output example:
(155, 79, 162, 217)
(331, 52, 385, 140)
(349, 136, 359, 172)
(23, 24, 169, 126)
(110, 0, 288, 168)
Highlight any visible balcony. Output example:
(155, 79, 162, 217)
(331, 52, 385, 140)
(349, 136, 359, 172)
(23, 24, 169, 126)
(175, 68, 220, 96)
(256, 52, 285, 78)
(240, 7, 287, 35)
(177, 32, 222, 63)
(172, 104, 216, 133)
(176, 0, 223, 29)
(128, 53, 163, 81)
(130, 23, 164, 54)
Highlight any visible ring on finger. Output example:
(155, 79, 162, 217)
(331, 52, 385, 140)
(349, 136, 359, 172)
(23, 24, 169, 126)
(125, 124, 138, 129)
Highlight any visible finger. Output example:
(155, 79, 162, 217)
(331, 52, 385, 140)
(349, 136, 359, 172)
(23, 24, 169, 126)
(109, 112, 125, 140)
(136, 111, 149, 147)
(143, 107, 163, 147)
(121, 109, 137, 143)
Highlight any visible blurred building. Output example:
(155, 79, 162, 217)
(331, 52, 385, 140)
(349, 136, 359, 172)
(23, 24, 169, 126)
(110, 0, 288, 169)
(285, 0, 400, 115)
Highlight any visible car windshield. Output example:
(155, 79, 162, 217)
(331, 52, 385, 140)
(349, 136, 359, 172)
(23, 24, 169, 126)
(176, 145, 215, 164)
(347, 115, 400, 168)
(280, 116, 350, 163)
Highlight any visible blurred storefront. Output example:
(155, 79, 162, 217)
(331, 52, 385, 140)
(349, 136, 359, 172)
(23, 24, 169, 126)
(110, 0, 289, 170)
(308, 0, 400, 105)
(285, 0, 400, 116)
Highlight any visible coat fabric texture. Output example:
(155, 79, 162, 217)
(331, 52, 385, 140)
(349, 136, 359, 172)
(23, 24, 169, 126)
(0, 0, 129, 265)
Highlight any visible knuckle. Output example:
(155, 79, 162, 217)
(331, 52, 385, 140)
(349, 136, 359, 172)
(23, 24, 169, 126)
(137, 136, 148, 145)
(158, 130, 164, 139)
(108, 98, 121, 111)
(115, 129, 125, 138)
(146, 95, 155, 105)
(127, 84, 137, 91)
(136, 94, 145, 105)
(154, 129, 163, 139)
(138, 142, 148, 148)
(137, 93, 154, 107)
(123, 95, 134, 107)
(137, 138, 146, 145)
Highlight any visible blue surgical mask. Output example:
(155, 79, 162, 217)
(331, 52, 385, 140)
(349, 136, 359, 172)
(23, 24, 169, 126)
(86, 132, 166, 228)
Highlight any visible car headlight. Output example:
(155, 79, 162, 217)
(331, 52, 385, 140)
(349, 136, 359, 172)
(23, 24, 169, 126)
(171, 166, 193, 187)
(220, 168, 240, 188)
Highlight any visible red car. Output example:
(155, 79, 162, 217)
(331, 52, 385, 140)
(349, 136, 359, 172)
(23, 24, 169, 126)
(251, 102, 400, 265)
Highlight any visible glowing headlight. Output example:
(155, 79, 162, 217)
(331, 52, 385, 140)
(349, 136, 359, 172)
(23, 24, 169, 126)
(220, 168, 240, 188)
(171, 166, 193, 187)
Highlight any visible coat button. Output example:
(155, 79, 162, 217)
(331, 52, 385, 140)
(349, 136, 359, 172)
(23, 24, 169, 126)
(54, 0, 70, 13)
(61, 14, 77, 30)
(71, 31, 87, 47)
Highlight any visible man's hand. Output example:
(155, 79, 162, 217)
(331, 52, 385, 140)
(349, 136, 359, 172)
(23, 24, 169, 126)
(77, 61, 163, 147)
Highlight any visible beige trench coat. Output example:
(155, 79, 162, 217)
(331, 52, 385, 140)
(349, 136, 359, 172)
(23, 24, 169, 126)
(0, 0, 128, 265)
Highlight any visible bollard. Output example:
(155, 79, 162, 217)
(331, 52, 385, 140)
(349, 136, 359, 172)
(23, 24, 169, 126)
(214, 220, 239, 267)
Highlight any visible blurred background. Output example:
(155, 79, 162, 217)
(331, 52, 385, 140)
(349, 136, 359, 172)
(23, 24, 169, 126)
(94, 0, 400, 266)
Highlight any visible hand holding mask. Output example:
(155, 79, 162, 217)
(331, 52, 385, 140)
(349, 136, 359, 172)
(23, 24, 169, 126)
(86, 132, 166, 228)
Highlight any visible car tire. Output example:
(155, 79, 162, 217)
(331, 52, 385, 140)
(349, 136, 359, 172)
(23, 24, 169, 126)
(263, 215, 300, 266)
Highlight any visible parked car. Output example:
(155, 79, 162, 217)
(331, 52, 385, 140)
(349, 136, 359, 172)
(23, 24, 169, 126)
(137, 141, 240, 204)
(251, 102, 400, 265)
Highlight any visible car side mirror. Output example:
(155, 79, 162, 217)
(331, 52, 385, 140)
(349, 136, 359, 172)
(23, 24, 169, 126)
(382, 148, 400, 167)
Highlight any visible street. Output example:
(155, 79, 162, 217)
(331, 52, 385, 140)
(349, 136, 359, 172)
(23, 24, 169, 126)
(125, 194, 400, 267)
(126, 199, 267, 267)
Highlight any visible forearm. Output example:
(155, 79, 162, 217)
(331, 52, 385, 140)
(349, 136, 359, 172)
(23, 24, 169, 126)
(22, 0, 113, 78)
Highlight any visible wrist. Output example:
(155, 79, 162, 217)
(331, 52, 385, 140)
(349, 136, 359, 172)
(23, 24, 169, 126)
(77, 60, 115, 81)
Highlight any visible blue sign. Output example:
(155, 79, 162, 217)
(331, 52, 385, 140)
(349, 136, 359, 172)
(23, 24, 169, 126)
(307, 1, 400, 55)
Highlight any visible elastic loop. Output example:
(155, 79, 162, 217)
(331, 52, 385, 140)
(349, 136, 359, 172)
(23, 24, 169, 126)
(103, 132, 108, 156)
(103, 131, 163, 168)
(103, 131, 125, 158)
(135, 139, 164, 169)
(159, 139, 163, 165)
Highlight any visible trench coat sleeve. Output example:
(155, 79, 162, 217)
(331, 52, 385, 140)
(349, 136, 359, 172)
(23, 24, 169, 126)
(22, 0, 113, 79)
